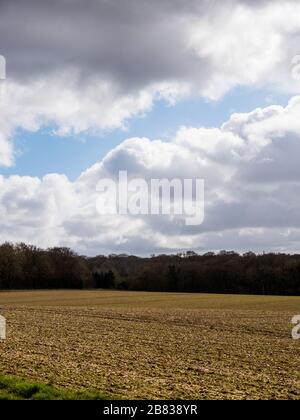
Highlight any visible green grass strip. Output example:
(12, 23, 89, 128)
(0, 374, 110, 400)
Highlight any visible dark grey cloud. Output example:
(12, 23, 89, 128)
(0, 0, 204, 86)
(0, 0, 293, 92)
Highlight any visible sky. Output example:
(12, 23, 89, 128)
(1, 0, 300, 256)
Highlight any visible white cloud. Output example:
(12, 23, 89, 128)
(2, 1, 300, 166)
(1, 97, 300, 254)
(185, 2, 287, 99)
(2, 1, 300, 253)
(0, 72, 189, 166)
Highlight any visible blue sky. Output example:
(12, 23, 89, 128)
(2, 0, 300, 255)
(1, 87, 290, 181)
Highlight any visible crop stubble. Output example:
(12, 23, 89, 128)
(0, 290, 299, 399)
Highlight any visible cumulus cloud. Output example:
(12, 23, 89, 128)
(1, 98, 300, 254)
(0, 71, 189, 166)
(1, 0, 300, 165)
(2, 0, 299, 93)
(2, 1, 300, 253)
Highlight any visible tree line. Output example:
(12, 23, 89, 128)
(0, 243, 300, 295)
(0, 243, 90, 290)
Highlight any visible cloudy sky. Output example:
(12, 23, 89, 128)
(1, 0, 300, 255)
